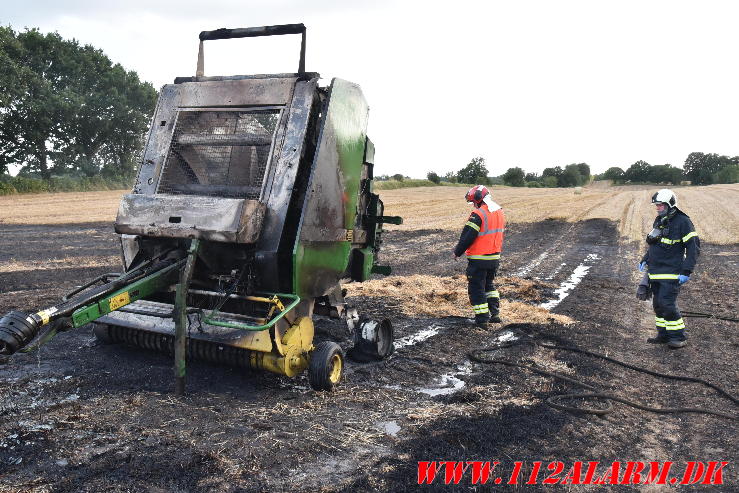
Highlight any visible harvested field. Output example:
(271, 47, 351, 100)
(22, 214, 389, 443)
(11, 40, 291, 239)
(0, 185, 737, 492)
(381, 182, 739, 243)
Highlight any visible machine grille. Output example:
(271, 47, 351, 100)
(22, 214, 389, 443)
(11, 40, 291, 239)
(158, 109, 280, 199)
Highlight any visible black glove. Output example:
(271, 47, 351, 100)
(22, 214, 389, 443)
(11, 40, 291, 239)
(636, 284, 651, 301)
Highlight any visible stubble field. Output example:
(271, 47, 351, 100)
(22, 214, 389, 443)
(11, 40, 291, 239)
(0, 183, 737, 492)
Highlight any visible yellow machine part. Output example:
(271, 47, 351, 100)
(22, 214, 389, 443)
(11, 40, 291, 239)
(248, 316, 314, 378)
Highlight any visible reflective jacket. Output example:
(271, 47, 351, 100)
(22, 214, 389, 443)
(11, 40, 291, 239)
(641, 208, 700, 280)
(453, 204, 505, 260)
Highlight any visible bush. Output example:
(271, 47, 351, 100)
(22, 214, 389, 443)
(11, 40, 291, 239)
(542, 176, 558, 188)
(714, 165, 739, 184)
(0, 182, 17, 195)
(526, 181, 542, 188)
(0, 174, 133, 195)
(374, 179, 436, 190)
(427, 172, 441, 184)
(502, 167, 525, 187)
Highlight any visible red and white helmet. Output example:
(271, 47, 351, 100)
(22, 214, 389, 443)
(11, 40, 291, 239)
(465, 185, 489, 205)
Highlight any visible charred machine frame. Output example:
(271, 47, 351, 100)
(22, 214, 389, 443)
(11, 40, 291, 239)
(0, 24, 401, 393)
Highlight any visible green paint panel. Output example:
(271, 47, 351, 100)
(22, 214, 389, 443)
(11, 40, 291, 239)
(71, 263, 181, 328)
(330, 80, 368, 227)
(292, 78, 369, 297)
(294, 242, 351, 297)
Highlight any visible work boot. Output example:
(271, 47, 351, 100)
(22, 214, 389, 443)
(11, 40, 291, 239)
(668, 340, 687, 349)
(489, 314, 502, 324)
(647, 336, 668, 344)
(474, 317, 490, 329)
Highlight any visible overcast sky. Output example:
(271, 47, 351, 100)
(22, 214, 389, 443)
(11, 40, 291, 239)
(4, 0, 738, 177)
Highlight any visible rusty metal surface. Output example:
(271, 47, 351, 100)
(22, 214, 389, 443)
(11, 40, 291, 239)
(115, 194, 265, 244)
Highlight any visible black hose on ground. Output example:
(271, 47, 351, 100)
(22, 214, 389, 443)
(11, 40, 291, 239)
(681, 310, 739, 322)
(468, 338, 738, 420)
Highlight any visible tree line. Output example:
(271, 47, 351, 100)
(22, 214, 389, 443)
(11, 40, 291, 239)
(424, 158, 591, 188)
(0, 26, 157, 181)
(599, 152, 738, 185)
(422, 151, 738, 189)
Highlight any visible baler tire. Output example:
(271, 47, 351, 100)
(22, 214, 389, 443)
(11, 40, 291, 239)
(309, 341, 344, 391)
(91, 323, 114, 344)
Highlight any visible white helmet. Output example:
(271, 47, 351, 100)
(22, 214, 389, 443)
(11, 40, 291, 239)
(651, 189, 676, 207)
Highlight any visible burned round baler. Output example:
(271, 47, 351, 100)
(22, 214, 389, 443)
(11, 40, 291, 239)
(0, 24, 401, 392)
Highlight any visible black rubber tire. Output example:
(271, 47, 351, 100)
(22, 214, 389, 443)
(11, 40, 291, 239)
(348, 319, 394, 363)
(308, 341, 344, 391)
(91, 323, 114, 344)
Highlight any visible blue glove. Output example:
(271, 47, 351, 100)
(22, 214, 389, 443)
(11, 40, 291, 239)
(678, 274, 690, 285)
(638, 262, 647, 272)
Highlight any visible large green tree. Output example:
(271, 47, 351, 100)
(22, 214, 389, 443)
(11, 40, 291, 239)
(457, 157, 488, 184)
(683, 152, 737, 185)
(602, 166, 625, 182)
(502, 167, 525, 187)
(624, 160, 652, 183)
(0, 27, 156, 179)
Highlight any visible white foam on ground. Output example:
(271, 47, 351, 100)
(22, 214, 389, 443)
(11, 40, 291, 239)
(545, 262, 567, 281)
(496, 330, 518, 343)
(394, 325, 442, 349)
(540, 254, 600, 310)
(376, 421, 401, 436)
(515, 251, 550, 277)
(418, 361, 472, 396)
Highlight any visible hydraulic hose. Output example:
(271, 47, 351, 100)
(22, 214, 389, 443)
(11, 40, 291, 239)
(469, 337, 738, 420)
(681, 310, 739, 323)
(0, 252, 184, 355)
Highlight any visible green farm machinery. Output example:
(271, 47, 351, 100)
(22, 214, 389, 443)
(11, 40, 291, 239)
(0, 24, 400, 393)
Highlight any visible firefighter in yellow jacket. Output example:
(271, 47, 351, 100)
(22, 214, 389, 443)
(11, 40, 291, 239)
(453, 185, 505, 328)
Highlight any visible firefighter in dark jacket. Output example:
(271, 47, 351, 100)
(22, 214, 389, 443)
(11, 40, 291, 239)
(453, 185, 505, 328)
(639, 189, 700, 349)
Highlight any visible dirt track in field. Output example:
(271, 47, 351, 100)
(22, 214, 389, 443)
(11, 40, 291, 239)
(0, 187, 737, 492)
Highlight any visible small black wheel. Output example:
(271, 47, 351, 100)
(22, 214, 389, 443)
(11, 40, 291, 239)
(91, 323, 114, 344)
(308, 341, 344, 391)
(348, 319, 394, 362)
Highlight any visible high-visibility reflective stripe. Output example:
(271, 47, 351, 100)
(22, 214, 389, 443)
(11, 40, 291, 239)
(465, 221, 480, 231)
(648, 273, 679, 280)
(665, 318, 685, 330)
(655, 317, 666, 327)
(477, 206, 488, 233)
(660, 237, 680, 245)
(478, 228, 505, 236)
(682, 231, 698, 242)
(467, 254, 501, 260)
(486, 290, 500, 298)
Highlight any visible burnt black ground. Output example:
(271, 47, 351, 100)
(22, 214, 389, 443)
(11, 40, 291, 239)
(0, 219, 737, 492)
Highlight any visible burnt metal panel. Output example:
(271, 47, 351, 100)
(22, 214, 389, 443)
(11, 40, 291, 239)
(176, 78, 296, 107)
(134, 85, 182, 195)
(254, 78, 319, 291)
(157, 109, 281, 200)
(292, 78, 369, 298)
(132, 78, 296, 196)
(115, 194, 265, 244)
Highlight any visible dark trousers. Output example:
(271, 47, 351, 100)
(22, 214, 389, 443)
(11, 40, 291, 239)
(466, 259, 500, 321)
(650, 280, 686, 341)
